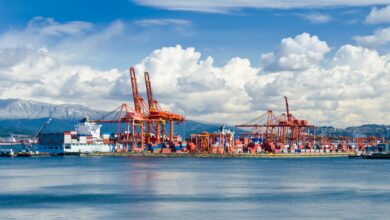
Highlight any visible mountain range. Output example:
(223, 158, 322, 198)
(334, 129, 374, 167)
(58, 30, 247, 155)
(0, 99, 240, 138)
(0, 99, 388, 139)
(0, 99, 105, 120)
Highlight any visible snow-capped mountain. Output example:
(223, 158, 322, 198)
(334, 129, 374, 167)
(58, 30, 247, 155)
(0, 99, 106, 120)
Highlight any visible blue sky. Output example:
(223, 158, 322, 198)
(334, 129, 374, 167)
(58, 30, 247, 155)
(0, 0, 389, 127)
(0, 0, 387, 67)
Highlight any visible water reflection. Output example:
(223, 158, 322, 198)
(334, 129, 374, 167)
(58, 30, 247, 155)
(0, 157, 389, 219)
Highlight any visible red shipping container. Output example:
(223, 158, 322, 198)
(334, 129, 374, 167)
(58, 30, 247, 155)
(162, 148, 171, 154)
(250, 148, 256, 154)
(243, 137, 249, 145)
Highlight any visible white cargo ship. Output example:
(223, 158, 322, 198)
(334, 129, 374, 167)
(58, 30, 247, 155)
(37, 118, 118, 155)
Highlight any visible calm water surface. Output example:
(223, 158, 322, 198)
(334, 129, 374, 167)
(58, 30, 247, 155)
(0, 157, 389, 219)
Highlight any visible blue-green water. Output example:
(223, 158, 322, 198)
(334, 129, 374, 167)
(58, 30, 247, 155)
(0, 157, 389, 219)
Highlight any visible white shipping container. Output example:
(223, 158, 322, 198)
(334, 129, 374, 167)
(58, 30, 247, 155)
(79, 136, 87, 144)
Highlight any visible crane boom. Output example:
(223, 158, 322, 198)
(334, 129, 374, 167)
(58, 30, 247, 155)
(130, 67, 142, 113)
(284, 96, 291, 122)
(34, 118, 52, 140)
(144, 71, 156, 111)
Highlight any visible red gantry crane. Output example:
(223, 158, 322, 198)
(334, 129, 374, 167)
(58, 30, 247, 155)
(236, 97, 315, 152)
(90, 102, 145, 151)
(144, 71, 185, 143)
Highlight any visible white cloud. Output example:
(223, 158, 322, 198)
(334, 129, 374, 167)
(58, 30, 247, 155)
(135, 18, 191, 27)
(133, 0, 390, 13)
(354, 27, 390, 47)
(247, 45, 390, 127)
(0, 47, 58, 83)
(0, 46, 124, 108)
(0, 17, 125, 65)
(129, 43, 389, 127)
(365, 5, 390, 24)
(132, 45, 258, 115)
(261, 33, 330, 72)
(0, 17, 95, 48)
(331, 44, 386, 72)
(29, 16, 94, 36)
(0, 17, 389, 127)
(300, 13, 331, 24)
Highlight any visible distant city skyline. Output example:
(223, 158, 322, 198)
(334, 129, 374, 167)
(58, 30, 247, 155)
(0, 0, 389, 127)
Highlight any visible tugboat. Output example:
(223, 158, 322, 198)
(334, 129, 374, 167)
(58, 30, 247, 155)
(0, 135, 18, 157)
(16, 141, 38, 157)
(0, 148, 15, 157)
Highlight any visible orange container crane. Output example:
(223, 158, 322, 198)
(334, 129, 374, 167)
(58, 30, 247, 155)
(284, 96, 292, 123)
(130, 67, 149, 116)
(128, 67, 151, 150)
(280, 96, 314, 149)
(144, 71, 185, 143)
(90, 103, 145, 151)
(236, 110, 279, 143)
(236, 97, 315, 152)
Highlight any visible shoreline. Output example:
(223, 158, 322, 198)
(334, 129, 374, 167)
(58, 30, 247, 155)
(83, 152, 352, 158)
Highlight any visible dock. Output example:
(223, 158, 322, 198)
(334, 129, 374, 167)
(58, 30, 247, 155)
(82, 152, 351, 158)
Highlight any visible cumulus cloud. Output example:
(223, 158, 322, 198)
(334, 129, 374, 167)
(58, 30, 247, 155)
(365, 5, 390, 24)
(0, 17, 129, 107)
(331, 44, 386, 72)
(247, 45, 389, 126)
(261, 33, 330, 72)
(131, 45, 259, 116)
(0, 17, 389, 127)
(0, 45, 124, 108)
(354, 27, 390, 47)
(125, 42, 388, 127)
(0, 47, 57, 83)
(133, 0, 390, 13)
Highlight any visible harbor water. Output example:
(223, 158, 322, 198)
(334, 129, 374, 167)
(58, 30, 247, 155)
(0, 157, 390, 219)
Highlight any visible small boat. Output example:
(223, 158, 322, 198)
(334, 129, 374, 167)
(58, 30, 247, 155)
(0, 149, 16, 157)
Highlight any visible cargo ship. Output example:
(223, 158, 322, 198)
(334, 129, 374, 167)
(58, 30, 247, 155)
(4, 67, 387, 157)
(36, 118, 117, 155)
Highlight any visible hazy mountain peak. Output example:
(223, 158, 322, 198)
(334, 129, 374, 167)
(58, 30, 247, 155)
(0, 99, 105, 120)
